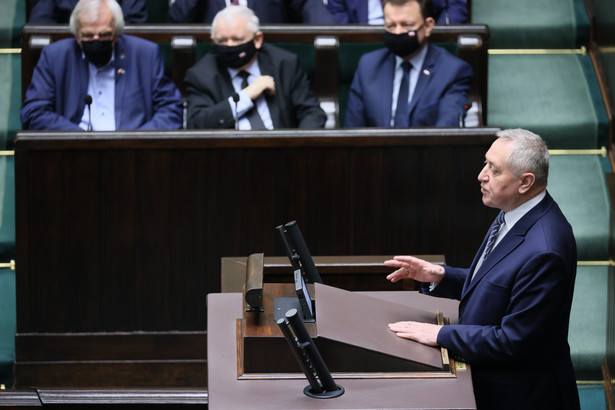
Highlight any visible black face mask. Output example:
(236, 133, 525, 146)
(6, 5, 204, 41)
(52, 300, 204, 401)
(213, 40, 257, 69)
(81, 39, 113, 67)
(384, 30, 421, 58)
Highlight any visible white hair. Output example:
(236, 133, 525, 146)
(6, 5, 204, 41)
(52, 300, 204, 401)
(69, 0, 125, 36)
(211, 5, 260, 38)
(496, 128, 550, 187)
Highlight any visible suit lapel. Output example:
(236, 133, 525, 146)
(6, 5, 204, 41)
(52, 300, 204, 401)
(358, 0, 369, 23)
(462, 234, 524, 298)
(75, 44, 90, 121)
(460, 193, 555, 300)
(382, 53, 396, 125)
(217, 58, 236, 97)
(114, 36, 126, 129)
(256, 47, 280, 127)
(408, 44, 435, 117)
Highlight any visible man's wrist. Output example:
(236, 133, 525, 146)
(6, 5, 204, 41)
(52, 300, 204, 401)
(432, 264, 445, 283)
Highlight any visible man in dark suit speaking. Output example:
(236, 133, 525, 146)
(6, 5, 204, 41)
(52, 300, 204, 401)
(184, 6, 327, 130)
(385, 129, 580, 409)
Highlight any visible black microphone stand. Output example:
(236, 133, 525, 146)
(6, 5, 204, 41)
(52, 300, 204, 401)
(84, 94, 93, 131)
(232, 93, 240, 130)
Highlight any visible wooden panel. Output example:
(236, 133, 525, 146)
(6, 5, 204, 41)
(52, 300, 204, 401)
(14, 128, 499, 387)
(14, 332, 207, 388)
(15, 128, 497, 333)
(15, 332, 206, 361)
(15, 362, 206, 388)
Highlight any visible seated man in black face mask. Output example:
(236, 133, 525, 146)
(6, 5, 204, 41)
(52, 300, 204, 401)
(345, 0, 472, 128)
(184, 5, 327, 130)
(21, 0, 183, 131)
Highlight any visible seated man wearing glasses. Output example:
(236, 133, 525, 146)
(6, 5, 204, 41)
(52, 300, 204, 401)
(21, 0, 183, 131)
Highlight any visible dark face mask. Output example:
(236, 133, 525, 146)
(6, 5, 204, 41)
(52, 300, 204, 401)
(384, 30, 421, 58)
(213, 40, 257, 69)
(81, 39, 113, 67)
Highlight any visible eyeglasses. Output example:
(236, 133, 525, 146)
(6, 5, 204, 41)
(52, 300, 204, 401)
(79, 31, 114, 41)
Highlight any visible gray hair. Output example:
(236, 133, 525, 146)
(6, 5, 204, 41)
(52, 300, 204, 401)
(211, 5, 260, 38)
(496, 128, 549, 188)
(70, 0, 125, 36)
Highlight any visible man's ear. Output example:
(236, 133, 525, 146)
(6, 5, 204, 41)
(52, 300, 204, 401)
(518, 173, 536, 194)
(424, 17, 435, 38)
(254, 31, 264, 50)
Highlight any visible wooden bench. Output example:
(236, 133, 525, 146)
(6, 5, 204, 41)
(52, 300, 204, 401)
(21, 24, 489, 127)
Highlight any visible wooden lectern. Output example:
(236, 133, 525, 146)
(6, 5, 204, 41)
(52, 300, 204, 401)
(207, 260, 476, 409)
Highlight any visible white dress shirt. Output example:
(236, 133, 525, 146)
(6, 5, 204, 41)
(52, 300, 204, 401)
(80, 51, 116, 131)
(389, 44, 428, 127)
(226, 61, 274, 130)
(471, 190, 547, 278)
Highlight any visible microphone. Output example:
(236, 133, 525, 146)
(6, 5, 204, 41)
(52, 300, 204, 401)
(84, 94, 93, 131)
(459, 100, 472, 127)
(232, 93, 240, 130)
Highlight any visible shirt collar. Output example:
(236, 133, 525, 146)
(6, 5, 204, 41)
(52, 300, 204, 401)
(228, 59, 261, 79)
(503, 190, 546, 230)
(80, 48, 116, 69)
(395, 43, 428, 71)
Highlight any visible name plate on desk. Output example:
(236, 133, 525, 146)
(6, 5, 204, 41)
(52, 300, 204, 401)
(237, 283, 457, 380)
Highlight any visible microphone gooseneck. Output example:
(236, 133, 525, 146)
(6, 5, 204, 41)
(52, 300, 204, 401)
(232, 93, 240, 131)
(84, 94, 93, 131)
(459, 100, 472, 128)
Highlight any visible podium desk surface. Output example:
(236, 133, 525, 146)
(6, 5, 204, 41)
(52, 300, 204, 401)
(207, 291, 476, 409)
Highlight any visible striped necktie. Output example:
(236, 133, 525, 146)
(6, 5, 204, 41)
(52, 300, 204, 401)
(483, 212, 506, 257)
(238, 70, 266, 130)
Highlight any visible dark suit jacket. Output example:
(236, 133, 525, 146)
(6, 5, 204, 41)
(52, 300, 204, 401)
(423, 192, 580, 410)
(20, 35, 183, 131)
(169, 0, 333, 23)
(29, 0, 147, 23)
(345, 44, 472, 127)
(184, 43, 326, 129)
(327, 0, 468, 24)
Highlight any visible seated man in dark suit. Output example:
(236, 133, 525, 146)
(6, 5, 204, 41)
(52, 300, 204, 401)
(21, 0, 183, 131)
(169, 0, 334, 24)
(29, 0, 147, 23)
(327, 0, 468, 25)
(386, 128, 580, 409)
(344, 0, 472, 128)
(184, 6, 327, 130)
